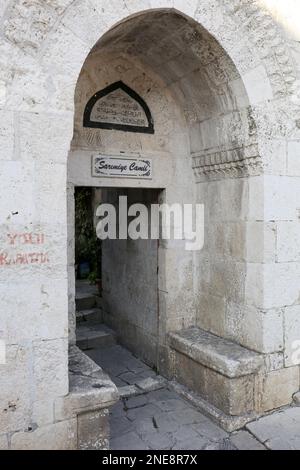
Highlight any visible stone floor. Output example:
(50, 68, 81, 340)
(85, 343, 300, 451)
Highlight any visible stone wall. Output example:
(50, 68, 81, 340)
(101, 188, 160, 367)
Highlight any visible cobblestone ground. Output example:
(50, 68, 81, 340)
(87, 345, 300, 451)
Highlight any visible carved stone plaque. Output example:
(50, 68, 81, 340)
(84, 81, 154, 134)
(92, 155, 152, 179)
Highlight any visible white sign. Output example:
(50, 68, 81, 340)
(92, 155, 152, 179)
(90, 88, 149, 128)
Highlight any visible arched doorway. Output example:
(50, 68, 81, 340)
(2, 0, 299, 450)
(67, 9, 265, 430)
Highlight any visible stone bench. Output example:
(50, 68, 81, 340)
(169, 327, 264, 378)
(168, 327, 264, 430)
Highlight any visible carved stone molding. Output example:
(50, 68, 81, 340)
(192, 144, 263, 181)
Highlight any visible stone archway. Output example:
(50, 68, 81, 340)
(1, 0, 300, 450)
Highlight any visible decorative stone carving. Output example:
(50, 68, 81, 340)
(192, 144, 263, 180)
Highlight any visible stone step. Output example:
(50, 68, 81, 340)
(76, 307, 103, 325)
(75, 292, 97, 311)
(76, 324, 117, 350)
(168, 327, 264, 378)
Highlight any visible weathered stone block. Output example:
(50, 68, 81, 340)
(246, 262, 300, 309)
(169, 327, 263, 378)
(62, 0, 106, 46)
(264, 262, 300, 309)
(0, 161, 34, 226)
(19, 111, 73, 163)
(264, 352, 284, 372)
(173, 351, 256, 416)
(34, 162, 67, 225)
(261, 138, 287, 175)
(225, 303, 284, 354)
(256, 367, 300, 413)
(245, 222, 276, 263)
(33, 338, 69, 401)
(284, 305, 300, 367)
(0, 344, 31, 435)
(196, 292, 226, 338)
(287, 141, 300, 176)
(10, 419, 77, 450)
(0, 278, 68, 343)
(77, 409, 109, 450)
(0, 434, 8, 450)
(276, 221, 300, 262)
(54, 347, 118, 421)
(0, 109, 14, 160)
(247, 407, 300, 450)
(32, 399, 54, 427)
(242, 66, 273, 105)
(248, 176, 300, 222)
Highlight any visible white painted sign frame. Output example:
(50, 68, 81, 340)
(92, 155, 152, 179)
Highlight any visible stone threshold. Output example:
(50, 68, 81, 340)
(168, 327, 264, 378)
(55, 346, 119, 422)
(69, 346, 119, 410)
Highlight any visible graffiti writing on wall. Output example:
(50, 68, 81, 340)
(7, 232, 45, 245)
(0, 232, 49, 266)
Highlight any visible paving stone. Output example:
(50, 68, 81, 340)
(87, 348, 127, 377)
(110, 431, 150, 450)
(246, 408, 300, 450)
(146, 388, 182, 402)
(135, 417, 157, 435)
(154, 398, 192, 412)
(140, 430, 175, 450)
(204, 439, 237, 450)
(119, 385, 138, 398)
(174, 435, 208, 450)
(126, 359, 152, 374)
(229, 430, 266, 450)
(85, 342, 300, 451)
(113, 376, 128, 387)
(172, 425, 205, 446)
(118, 371, 140, 385)
(136, 369, 158, 379)
(125, 394, 149, 409)
(110, 416, 134, 438)
(136, 376, 166, 392)
(192, 419, 228, 442)
(170, 407, 210, 425)
(151, 412, 180, 433)
(110, 401, 125, 418)
(126, 403, 161, 422)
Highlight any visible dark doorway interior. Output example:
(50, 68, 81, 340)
(74, 186, 161, 384)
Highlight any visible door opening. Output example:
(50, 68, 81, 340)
(74, 186, 161, 388)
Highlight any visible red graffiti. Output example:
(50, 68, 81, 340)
(1, 232, 49, 268)
(0, 252, 49, 266)
(7, 233, 45, 246)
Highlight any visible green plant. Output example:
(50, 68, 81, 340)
(75, 187, 101, 276)
(87, 271, 97, 284)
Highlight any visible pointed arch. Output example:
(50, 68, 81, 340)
(83, 81, 154, 134)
